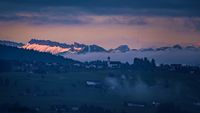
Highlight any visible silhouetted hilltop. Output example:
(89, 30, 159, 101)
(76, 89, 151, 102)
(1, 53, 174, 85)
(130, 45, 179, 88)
(0, 40, 24, 47)
(0, 45, 79, 65)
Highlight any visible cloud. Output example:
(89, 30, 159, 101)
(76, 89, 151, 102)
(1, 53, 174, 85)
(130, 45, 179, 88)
(0, 0, 200, 26)
(1, 10, 200, 31)
(0, 0, 200, 17)
(0, 0, 200, 47)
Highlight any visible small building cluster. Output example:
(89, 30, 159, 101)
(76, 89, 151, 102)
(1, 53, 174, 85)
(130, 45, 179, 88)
(107, 57, 121, 68)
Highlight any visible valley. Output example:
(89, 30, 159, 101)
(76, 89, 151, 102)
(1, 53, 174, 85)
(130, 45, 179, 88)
(0, 70, 200, 113)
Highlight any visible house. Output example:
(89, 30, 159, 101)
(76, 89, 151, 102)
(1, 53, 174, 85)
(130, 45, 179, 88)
(73, 63, 81, 67)
(86, 64, 96, 69)
(86, 81, 100, 86)
(107, 57, 121, 68)
(85, 60, 107, 69)
(124, 101, 145, 107)
(170, 64, 182, 71)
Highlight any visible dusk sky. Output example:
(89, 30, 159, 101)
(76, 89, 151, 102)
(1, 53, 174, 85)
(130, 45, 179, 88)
(0, 0, 200, 49)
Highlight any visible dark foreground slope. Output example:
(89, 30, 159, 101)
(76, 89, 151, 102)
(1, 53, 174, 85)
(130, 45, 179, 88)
(0, 70, 200, 113)
(0, 45, 79, 65)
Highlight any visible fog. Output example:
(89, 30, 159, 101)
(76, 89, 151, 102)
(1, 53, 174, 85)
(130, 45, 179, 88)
(64, 50, 200, 65)
(104, 75, 185, 103)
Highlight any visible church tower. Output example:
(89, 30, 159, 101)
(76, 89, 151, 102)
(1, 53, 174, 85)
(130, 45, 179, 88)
(107, 56, 111, 67)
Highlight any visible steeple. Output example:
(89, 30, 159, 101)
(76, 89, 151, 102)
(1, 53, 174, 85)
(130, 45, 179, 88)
(107, 56, 111, 67)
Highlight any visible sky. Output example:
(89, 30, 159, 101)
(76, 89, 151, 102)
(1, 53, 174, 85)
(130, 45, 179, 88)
(0, 0, 200, 49)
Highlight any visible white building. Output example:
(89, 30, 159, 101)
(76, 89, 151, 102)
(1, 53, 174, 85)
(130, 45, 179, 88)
(107, 57, 121, 68)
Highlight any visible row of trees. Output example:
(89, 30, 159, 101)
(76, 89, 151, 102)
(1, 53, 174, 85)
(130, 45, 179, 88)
(133, 57, 156, 69)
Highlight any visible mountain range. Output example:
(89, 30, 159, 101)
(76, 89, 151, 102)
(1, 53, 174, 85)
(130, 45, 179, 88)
(1, 39, 200, 65)
(22, 39, 107, 54)
(1, 39, 199, 55)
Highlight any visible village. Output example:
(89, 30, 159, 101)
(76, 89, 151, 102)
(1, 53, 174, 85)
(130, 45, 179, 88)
(1, 56, 200, 113)
(1, 56, 199, 75)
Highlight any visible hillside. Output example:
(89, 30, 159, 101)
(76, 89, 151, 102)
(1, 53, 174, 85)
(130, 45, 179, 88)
(0, 45, 79, 65)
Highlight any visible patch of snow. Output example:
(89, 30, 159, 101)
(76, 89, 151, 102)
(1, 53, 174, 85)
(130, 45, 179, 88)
(22, 43, 70, 54)
(74, 47, 82, 51)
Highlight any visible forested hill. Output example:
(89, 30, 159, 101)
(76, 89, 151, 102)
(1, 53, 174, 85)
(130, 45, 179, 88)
(0, 45, 80, 65)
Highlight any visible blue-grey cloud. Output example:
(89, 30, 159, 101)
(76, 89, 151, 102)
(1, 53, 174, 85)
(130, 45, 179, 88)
(0, 0, 200, 17)
(0, 0, 200, 32)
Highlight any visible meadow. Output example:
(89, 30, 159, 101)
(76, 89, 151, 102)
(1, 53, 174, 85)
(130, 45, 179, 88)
(0, 70, 200, 113)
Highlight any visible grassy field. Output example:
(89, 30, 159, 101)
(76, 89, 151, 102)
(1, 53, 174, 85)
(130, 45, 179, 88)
(0, 70, 200, 113)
